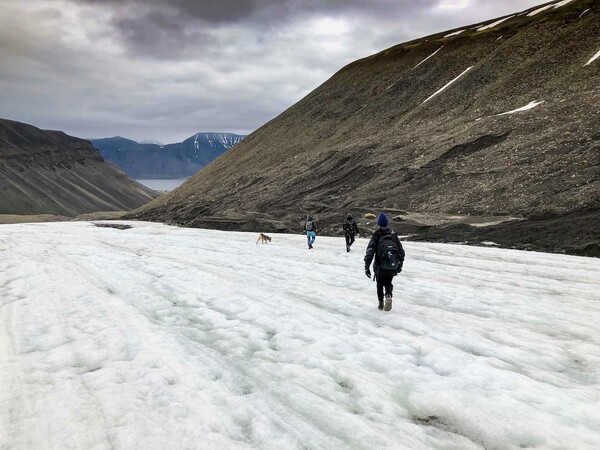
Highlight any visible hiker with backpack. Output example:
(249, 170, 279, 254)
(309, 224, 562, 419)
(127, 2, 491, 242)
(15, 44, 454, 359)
(343, 213, 359, 252)
(304, 215, 318, 249)
(364, 212, 405, 311)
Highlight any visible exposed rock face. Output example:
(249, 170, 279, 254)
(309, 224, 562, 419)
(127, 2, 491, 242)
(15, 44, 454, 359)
(133, 0, 599, 254)
(92, 133, 246, 179)
(0, 118, 157, 216)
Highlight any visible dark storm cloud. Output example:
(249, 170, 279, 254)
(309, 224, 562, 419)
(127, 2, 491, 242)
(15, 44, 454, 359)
(75, 0, 258, 23)
(113, 11, 214, 59)
(71, 0, 446, 59)
(65, 0, 546, 61)
(1, 0, 549, 142)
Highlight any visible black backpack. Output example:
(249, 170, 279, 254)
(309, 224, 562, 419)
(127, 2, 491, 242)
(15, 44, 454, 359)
(344, 219, 358, 234)
(377, 234, 402, 272)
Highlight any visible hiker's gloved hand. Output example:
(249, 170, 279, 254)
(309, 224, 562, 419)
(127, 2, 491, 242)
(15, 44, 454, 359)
(365, 268, 371, 278)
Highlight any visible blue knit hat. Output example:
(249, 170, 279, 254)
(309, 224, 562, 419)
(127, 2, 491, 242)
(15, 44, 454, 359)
(377, 212, 389, 227)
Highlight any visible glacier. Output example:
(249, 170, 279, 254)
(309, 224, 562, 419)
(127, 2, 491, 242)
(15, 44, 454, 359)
(0, 221, 599, 449)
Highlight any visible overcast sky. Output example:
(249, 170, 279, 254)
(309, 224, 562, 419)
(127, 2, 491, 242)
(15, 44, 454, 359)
(0, 0, 548, 143)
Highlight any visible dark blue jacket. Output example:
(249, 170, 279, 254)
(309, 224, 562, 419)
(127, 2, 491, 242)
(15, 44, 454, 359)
(364, 226, 405, 274)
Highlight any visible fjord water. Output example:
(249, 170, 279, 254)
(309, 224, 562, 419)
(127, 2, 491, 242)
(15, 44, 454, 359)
(137, 178, 188, 191)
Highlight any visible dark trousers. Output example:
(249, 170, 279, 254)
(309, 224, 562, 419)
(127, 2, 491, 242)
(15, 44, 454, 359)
(345, 233, 355, 248)
(376, 273, 394, 301)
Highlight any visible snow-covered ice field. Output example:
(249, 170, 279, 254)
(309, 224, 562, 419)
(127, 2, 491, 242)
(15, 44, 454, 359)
(1, 222, 599, 449)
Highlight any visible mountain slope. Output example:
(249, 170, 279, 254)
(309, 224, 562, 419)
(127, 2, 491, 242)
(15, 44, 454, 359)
(133, 0, 599, 253)
(0, 118, 157, 216)
(1, 222, 599, 448)
(92, 133, 245, 179)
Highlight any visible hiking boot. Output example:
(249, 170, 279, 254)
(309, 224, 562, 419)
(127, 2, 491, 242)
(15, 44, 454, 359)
(308, 243, 313, 249)
(346, 245, 350, 252)
(384, 293, 392, 311)
(378, 300, 384, 311)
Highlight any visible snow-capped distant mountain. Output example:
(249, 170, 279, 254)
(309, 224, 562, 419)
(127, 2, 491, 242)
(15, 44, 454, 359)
(92, 132, 246, 179)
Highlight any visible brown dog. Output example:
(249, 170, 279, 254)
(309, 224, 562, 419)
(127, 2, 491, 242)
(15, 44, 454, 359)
(256, 233, 272, 244)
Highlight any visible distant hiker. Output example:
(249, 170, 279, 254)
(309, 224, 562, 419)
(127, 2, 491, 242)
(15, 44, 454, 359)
(343, 213, 359, 252)
(364, 212, 405, 311)
(304, 215, 318, 249)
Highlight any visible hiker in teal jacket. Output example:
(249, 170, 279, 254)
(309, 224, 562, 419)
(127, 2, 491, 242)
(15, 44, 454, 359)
(304, 216, 317, 249)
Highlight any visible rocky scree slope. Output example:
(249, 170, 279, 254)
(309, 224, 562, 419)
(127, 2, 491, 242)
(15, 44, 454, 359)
(0, 118, 157, 216)
(92, 133, 245, 179)
(133, 0, 599, 255)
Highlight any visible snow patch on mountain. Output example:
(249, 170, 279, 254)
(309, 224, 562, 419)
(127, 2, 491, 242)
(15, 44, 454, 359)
(413, 46, 443, 69)
(528, 4, 555, 16)
(525, 0, 575, 16)
(585, 49, 600, 66)
(553, 0, 576, 8)
(497, 100, 544, 116)
(421, 66, 473, 105)
(476, 16, 514, 32)
(444, 29, 465, 38)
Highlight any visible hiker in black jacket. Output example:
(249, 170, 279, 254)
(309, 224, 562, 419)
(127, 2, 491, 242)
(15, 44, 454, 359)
(364, 212, 405, 311)
(343, 214, 359, 252)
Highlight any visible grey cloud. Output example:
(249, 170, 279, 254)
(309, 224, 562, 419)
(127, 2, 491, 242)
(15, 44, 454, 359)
(114, 11, 213, 59)
(67, 0, 540, 60)
(75, 0, 258, 23)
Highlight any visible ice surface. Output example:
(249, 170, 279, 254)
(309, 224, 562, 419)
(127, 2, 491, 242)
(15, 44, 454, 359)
(585, 49, 600, 66)
(421, 66, 473, 105)
(1, 222, 599, 449)
(497, 100, 544, 116)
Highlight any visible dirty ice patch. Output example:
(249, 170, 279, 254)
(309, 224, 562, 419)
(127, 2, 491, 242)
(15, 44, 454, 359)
(585, 49, 600, 66)
(482, 241, 499, 246)
(476, 15, 514, 32)
(497, 100, 544, 116)
(421, 66, 473, 105)
(413, 46, 444, 70)
(444, 29, 465, 38)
